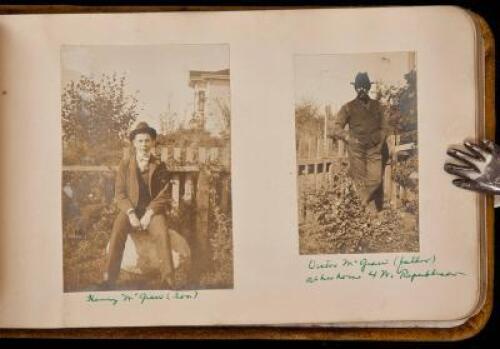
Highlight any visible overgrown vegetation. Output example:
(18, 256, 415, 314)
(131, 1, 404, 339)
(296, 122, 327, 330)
(297, 69, 419, 255)
(299, 162, 419, 255)
(62, 73, 140, 165)
(63, 171, 233, 292)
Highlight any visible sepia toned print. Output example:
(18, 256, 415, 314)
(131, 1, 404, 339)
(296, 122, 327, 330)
(295, 52, 418, 255)
(62, 45, 233, 292)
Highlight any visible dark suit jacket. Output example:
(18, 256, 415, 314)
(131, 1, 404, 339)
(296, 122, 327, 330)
(115, 154, 171, 215)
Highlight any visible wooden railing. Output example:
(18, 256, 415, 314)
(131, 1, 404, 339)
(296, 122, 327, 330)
(296, 136, 417, 223)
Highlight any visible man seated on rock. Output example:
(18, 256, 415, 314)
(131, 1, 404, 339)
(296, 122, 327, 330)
(102, 122, 174, 289)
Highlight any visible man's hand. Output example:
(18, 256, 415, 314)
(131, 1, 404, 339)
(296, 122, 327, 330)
(140, 209, 154, 230)
(127, 212, 141, 229)
(444, 139, 500, 194)
(332, 130, 350, 144)
(342, 131, 350, 143)
(343, 132, 361, 146)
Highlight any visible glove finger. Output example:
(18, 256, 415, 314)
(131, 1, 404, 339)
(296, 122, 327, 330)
(452, 178, 484, 192)
(452, 178, 500, 194)
(446, 148, 482, 171)
(444, 162, 478, 179)
(480, 139, 498, 154)
(463, 140, 487, 160)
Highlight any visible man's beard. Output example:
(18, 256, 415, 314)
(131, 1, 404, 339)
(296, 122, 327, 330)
(136, 149, 150, 157)
(357, 90, 369, 101)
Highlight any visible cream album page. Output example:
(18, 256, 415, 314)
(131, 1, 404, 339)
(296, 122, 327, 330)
(0, 6, 484, 328)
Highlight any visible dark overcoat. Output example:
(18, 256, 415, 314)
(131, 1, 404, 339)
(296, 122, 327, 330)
(114, 154, 171, 215)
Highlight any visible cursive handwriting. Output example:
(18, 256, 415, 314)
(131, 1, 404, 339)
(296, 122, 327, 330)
(86, 294, 119, 306)
(359, 257, 389, 272)
(397, 268, 466, 282)
(135, 292, 165, 304)
(305, 255, 465, 284)
(393, 254, 436, 274)
(85, 290, 199, 306)
(308, 259, 338, 270)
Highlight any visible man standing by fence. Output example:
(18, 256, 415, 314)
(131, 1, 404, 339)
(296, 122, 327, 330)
(328, 72, 395, 212)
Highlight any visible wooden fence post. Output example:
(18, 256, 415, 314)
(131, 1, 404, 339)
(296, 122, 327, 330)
(384, 135, 395, 207)
(198, 147, 207, 163)
(209, 147, 219, 163)
(220, 174, 231, 213)
(186, 146, 195, 163)
(338, 139, 345, 158)
(173, 147, 182, 162)
(171, 174, 180, 209)
(160, 146, 169, 162)
(183, 173, 194, 203)
(194, 168, 210, 275)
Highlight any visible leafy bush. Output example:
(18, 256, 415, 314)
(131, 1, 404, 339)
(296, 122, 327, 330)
(62, 73, 139, 165)
(63, 170, 233, 291)
(392, 153, 419, 215)
(299, 162, 419, 255)
(199, 194, 233, 288)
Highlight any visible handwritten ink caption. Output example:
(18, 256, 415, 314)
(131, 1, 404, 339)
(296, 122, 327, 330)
(305, 254, 466, 284)
(86, 290, 199, 306)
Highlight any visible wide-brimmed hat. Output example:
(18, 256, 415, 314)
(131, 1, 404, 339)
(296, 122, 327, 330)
(129, 121, 157, 141)
(350, 72, 374, 88)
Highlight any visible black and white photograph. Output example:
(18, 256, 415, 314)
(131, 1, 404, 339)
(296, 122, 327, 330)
(295, 52, 418, 255)
(61, 45, 233, 292)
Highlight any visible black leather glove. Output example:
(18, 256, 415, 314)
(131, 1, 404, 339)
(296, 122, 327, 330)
(444, 139, 500, 194)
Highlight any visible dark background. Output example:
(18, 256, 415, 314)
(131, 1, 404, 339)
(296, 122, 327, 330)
(0, 0, 498, 347)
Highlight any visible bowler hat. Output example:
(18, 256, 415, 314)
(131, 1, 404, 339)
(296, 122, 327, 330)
(129, 122, 157, 141)
(351, 72, 374, 88)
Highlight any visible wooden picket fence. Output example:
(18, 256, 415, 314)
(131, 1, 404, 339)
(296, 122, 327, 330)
(296, 136, 417, 224)
(62, 144, 232, 269)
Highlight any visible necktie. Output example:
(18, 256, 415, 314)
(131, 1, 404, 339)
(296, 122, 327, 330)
(137, 154, 150, 172)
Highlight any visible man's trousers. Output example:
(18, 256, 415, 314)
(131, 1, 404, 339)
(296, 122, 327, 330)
(106, 212, 174, 284)
(347, 144, 385, 210)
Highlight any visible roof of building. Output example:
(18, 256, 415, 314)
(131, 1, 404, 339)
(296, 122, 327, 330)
(189, 69, 230, 87)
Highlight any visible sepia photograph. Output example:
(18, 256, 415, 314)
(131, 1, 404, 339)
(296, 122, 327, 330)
(61, 45, 233, 292)
(295, 52, 418, 255)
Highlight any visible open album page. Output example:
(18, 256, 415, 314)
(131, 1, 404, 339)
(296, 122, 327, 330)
(0, 7, 484, 328)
